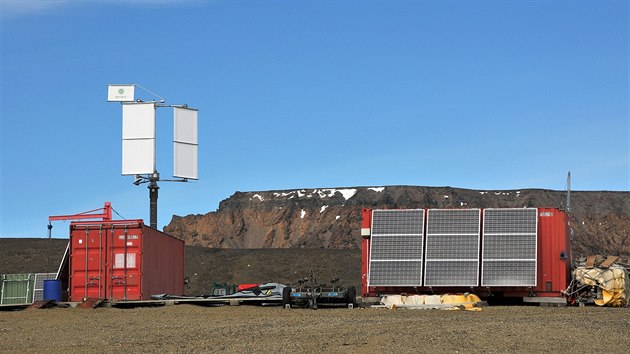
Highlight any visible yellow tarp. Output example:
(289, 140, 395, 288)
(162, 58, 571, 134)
(441, 294, 482, 311)
(380, 293, 483, 311)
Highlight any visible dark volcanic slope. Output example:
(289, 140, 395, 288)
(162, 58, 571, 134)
(165, 186, 630, 257)
(0, 238, 68, 274)
(0, 239, 360, 295)
(184, 246, 360, 295)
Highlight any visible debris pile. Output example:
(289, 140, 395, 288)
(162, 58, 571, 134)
(566, 255, 629, 307)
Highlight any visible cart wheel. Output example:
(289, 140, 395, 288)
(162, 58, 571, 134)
(346, 286, 356, 306)
(282, 286, 292, 308)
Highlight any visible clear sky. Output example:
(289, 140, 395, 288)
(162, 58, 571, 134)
(1, 0, 628, 238)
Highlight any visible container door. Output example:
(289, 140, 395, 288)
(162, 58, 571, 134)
(108, 226, 141, 301)
(70, 227, 107, 301)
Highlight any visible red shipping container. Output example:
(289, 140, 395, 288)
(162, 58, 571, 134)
(69, 220, 184, 302)
(361, 207, 571, 300)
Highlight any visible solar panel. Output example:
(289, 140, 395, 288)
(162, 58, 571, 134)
(33, 273, 57, 302)
(368, 209, 424, 287)
(424, 209, 481, 286)
(481, 208, 538, 286)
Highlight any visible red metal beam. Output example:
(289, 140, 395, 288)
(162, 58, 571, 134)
(48, 202, 113, 222)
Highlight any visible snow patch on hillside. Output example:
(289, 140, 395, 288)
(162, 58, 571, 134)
(273, 192, 295, 199)
(338, 189, 357, 200)
(272, 188, 358, 201)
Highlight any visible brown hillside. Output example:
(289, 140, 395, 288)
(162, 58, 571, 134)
(164, 186, 630, 257)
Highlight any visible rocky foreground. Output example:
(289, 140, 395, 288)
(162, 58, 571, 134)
(1, 305, 628, 353)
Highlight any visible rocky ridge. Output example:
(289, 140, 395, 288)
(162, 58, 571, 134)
(164, 186, 630, 257)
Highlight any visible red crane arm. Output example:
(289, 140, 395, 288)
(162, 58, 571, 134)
(48, 202, 113, 222)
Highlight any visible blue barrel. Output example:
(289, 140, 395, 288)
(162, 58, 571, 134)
(43, 280, 62, 302)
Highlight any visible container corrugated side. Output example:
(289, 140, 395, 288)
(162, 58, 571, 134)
(535, 208, 571, 295)
(141, 225, 185, 299)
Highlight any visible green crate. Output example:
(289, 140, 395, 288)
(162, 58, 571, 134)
(1, 274, 35, 305)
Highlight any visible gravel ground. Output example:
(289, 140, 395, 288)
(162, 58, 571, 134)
(1, 305, 628, 353)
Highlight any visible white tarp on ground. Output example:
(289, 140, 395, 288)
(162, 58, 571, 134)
(151, 283, 285, 300)
(380, 293, 483, 311)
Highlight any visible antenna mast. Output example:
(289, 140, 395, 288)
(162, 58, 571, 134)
(566, 171, 571, 214)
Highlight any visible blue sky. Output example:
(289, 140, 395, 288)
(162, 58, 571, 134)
(1, 0, 628, 238)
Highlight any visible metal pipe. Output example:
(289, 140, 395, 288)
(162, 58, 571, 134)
(99, 225, 103, 299)
(124, 226, 128, 301)
(567, 172, 571, 214)
(25, 274, 31, 305)
(134, 84, 166, 102)
(84, 228, 89, 300)
(0, 275, 5, 305)
(73, 222, 139, 228)
(110, 224, 114, 301)
(149, 181, 159, 229)
(47, 223, 52, 272)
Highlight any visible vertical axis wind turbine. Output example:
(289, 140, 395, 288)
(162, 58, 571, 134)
(108, 84, 199, 229)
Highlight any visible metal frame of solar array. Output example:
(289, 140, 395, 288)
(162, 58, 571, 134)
(424, 209, 481, 286)
(481, 208, 538, 286)
(33, 273, 57, 302)
(367, 209, 425, 287)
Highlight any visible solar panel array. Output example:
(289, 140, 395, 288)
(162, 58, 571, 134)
(367, 208, 540, 288)
(424, 209, 481, 286)
(481, 208, 538, 286)
(368, 209, 424, 287)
